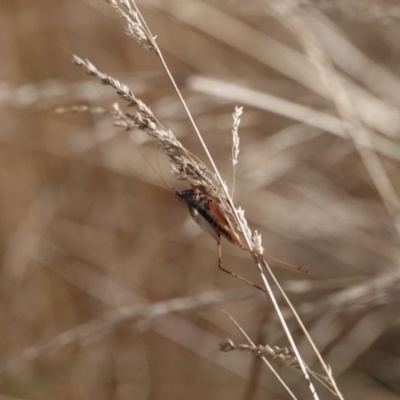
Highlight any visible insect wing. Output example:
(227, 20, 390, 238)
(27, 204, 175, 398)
(208, 201, 242, 246)
(207, 200, 231, 227)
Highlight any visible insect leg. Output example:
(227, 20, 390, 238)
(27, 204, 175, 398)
(217, 242, 270, 298)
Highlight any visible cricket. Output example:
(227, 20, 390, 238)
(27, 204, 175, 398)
(175, 185, 270, 294)
(174, 180, 311, 296)
(141, 151, 311, 296)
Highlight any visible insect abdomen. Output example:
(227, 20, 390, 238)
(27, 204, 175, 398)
(176, 188, 242, 246)
(196, 204, 241, 245)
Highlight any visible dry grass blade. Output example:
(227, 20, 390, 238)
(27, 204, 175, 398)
(223, 312, 299, 400)
(103, 0, 156, 51)
(219, 338, 300, 369)
(219, 337, 341, 395)
(230, 105, 242, 198)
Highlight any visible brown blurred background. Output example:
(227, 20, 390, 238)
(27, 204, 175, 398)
(2, 0, 400, 399)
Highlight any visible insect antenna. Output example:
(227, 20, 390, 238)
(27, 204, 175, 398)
(262, 254, 311, 274)
(239, 246, 312, 274)
(130, 135, 178, 195)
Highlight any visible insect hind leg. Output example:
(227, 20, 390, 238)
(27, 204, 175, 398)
(217, 242, 270, 298)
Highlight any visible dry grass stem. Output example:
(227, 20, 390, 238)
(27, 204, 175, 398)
(72, 2, 327, 398)
(219, 338, 300, 369)
(72, 55, 214, 189)
(230, 105, 242, 198)
(223, 312, 299, 400)
(223, 315, 339, 396)
(231, 106, 242, 167)
(103, 0, 156, 52)
(55, 105, 108, 114)
(220, 338, 339, 396)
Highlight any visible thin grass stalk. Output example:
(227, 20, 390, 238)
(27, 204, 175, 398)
(128, 2, 321, 398)
(223, 312, 299, 400)
(262, 259, 343, 399)
(219, 334, 338, 395)
(231, 105, 242, 198)
(81, 1, 336, 397)
(123, 7, 319, 400)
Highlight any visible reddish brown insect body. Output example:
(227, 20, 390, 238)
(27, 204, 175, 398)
(175, 187, 310, 295)
(176, 188, 270, 294)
